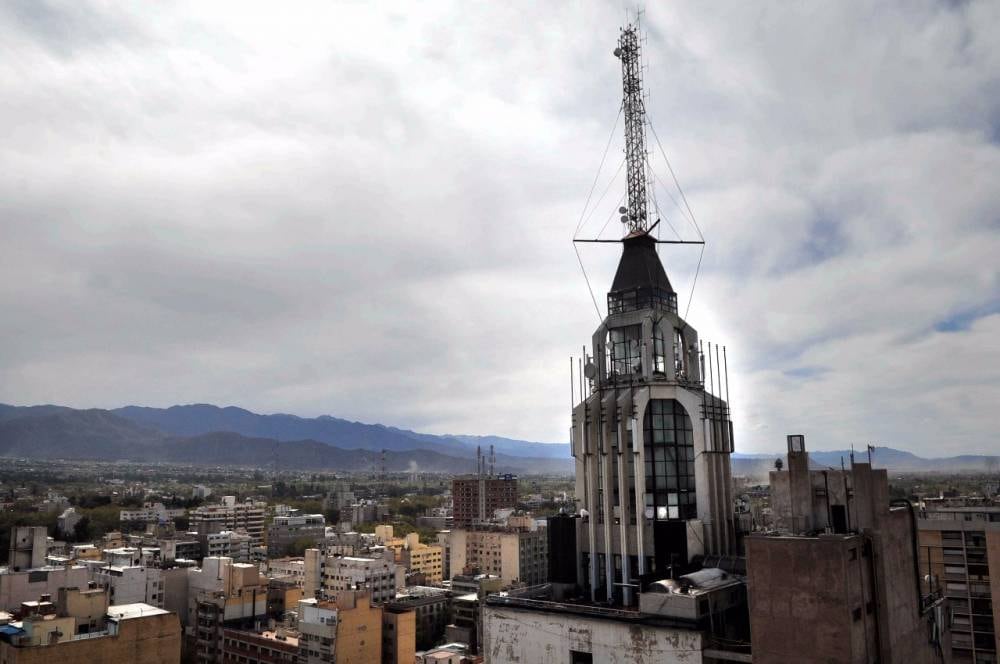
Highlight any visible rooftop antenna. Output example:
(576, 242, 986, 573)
(380, 449, 386, 495)
(572, 19, 703, 247)
(489, 444, 496, 476)
(477, 445, 482, 477)
(614, 21, 649, 235)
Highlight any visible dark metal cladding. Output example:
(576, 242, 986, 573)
(607, 233, 677, 315)
(610, 233, 674, 294)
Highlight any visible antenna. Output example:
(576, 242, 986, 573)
(490, 444, 495, 476)
(380, 449, 386, 495)
(614, 22, 649, 234)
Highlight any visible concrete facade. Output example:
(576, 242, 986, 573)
(452, 476, 519, 527)
(482, 602, 704, 664)
(266, 514, 325, 557)
(447, 524, 547, 587)
(381, 604, 416, 664)
(0, 602, 181, 664)
(0, 566, 90, 612)
(746, 437, 948, 664)
(918, 506, 1000, 662)
(322, 553, 401, 604)
(190, 498, 266, 547)
(571, 234, 736, 607)
(298, 593, 382, 664)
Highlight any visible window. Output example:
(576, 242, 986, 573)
(673, 328, 685, 378)
(570, 651, 594, 664)
(653, 328, 666, 374)
(643, 399, 696, 520)
(609, 325, 642, 377)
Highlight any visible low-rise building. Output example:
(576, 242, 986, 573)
(119, 502, 185, 526)
(0, 590, 180, 664)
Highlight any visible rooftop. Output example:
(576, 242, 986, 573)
(107, 603, 169, 621)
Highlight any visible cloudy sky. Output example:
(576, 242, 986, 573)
(1, 1, 998, 456)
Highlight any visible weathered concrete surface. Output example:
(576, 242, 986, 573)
(482, 604, 703, 664)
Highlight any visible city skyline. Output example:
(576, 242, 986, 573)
(2, 2, 998, 456)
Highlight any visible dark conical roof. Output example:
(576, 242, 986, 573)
(610, 232, 674, 294)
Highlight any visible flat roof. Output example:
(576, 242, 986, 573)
(107, 603, 169, 620)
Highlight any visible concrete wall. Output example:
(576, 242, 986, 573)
(482, 605, 703, 664)
(0, 566, 90, 612)
(334, 593, 382, 664)
(0, 611, 181, 664)
(382, 607, 415, 664)
(988, 529, 1000, 654)
(746, 534, 874, 664)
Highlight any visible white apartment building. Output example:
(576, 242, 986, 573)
(119, 502, 186, 524)
(322, 553, 402, 604)
(190, 496, 267, 546)
(202, 530, 253, 562)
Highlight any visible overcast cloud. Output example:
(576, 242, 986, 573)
(1, 1, 998, 456)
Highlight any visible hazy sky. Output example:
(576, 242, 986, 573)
(2, 2, 998, 455)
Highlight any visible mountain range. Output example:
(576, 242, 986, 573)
(0, 403, 994, 476)
(0, 403, 572, 474)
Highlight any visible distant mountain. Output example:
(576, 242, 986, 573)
(0, 408, 163, 459)
(732, 446, 999, 480)
(112, 403, 568, 460)
(0, 405, 573, 474)
(448, 434, 570, 460)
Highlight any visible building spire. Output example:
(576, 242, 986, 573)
(615, 24, 649, 235)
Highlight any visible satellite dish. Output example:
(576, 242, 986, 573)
(584, 362, 597, 379)
(618, 206, 627, 214)
(613, 47, 622, 58)
(620, 215, 628, 223)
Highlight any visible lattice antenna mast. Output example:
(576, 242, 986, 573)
(615, 24, 649, 235)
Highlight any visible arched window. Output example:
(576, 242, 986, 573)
(643, 399, 696, 520)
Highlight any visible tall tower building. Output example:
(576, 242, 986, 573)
(571, 24, 735, 607)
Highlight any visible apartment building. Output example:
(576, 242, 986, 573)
(298, 593, 382, 664)
(267, 514, 325, 557)
(221, 627, 298, 664)
(190, 497, 267, 547)
(201, 530, 254, 562)
(322, 553, 402, 604)
(447, 521, 547, 587)
(452, 475, 518, 527)
(381, 604, 416, 664)
(919, 505, 1000, 663)
(385, 586, 452, 651)
(187, 557, 268, 664)
(119, 502, 185, 525)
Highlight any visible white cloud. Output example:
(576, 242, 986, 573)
(1, 1, 998, 455)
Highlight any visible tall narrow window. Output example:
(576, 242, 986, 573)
(643, 399, 696, 520)
(673, 328, 685, 378)
(653, 328, 666, 374)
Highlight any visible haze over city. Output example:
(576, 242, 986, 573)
(2, 1, 998, 457)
